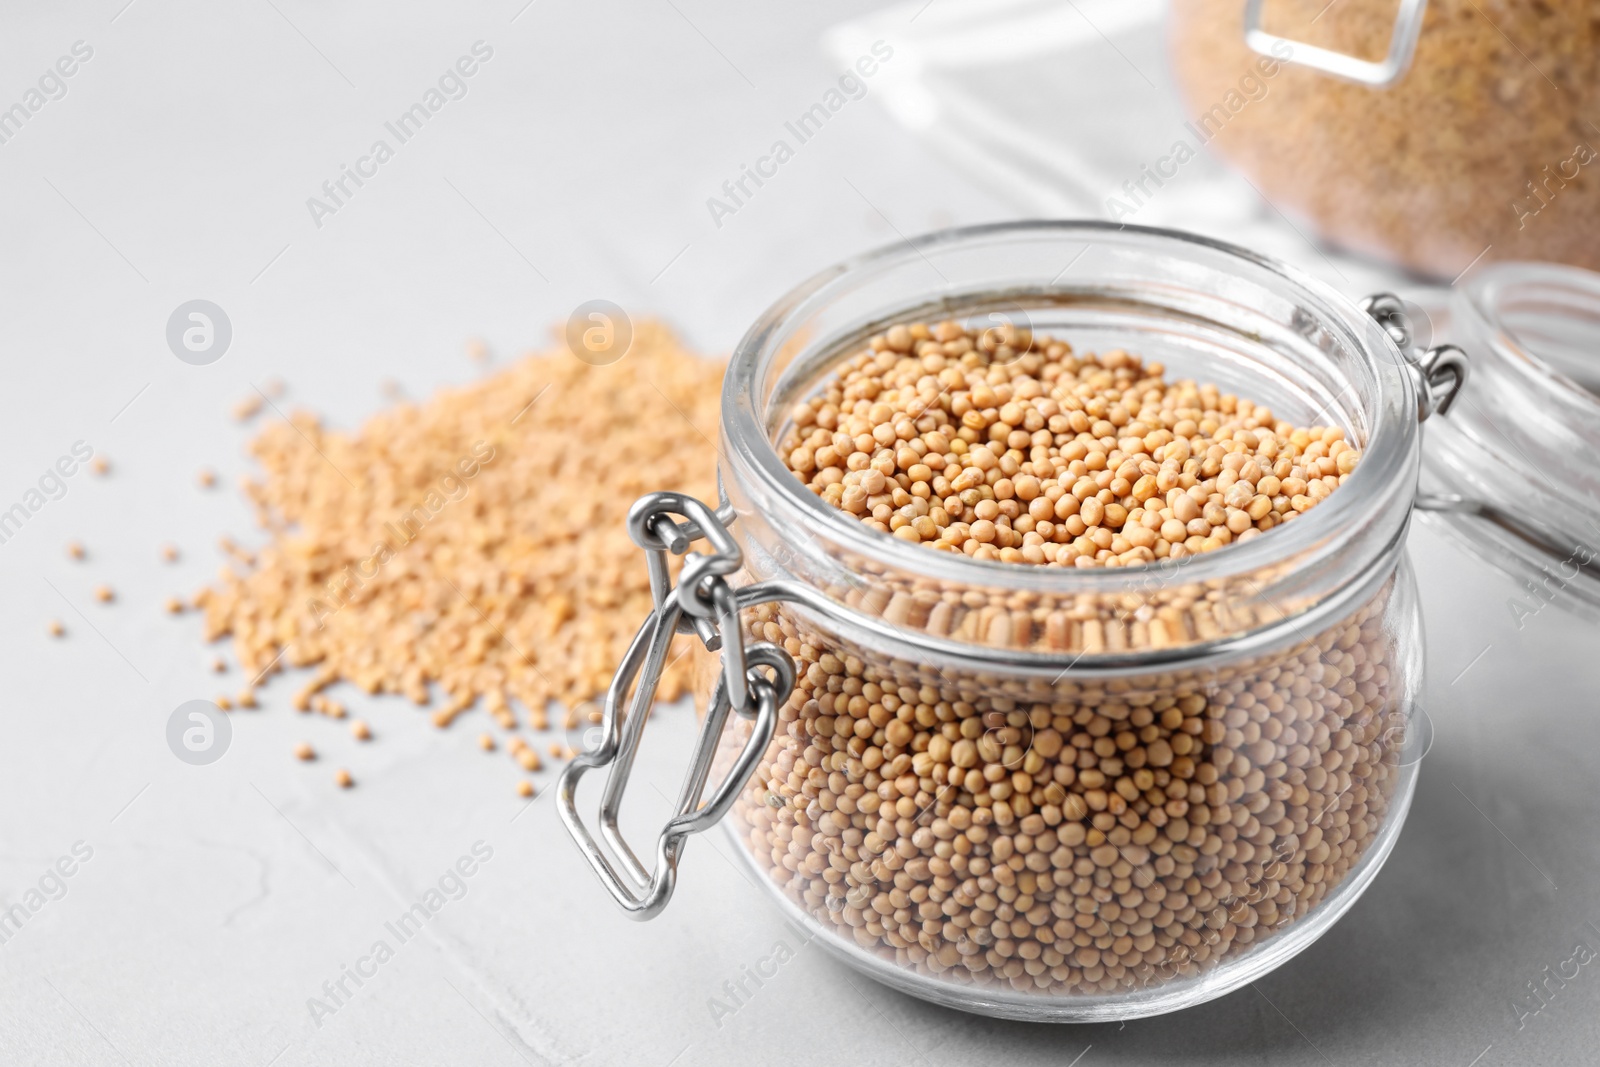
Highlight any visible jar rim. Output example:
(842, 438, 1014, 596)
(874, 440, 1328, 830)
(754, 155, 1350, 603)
(723, 221, 1417, 613)
(1461, 260, 1600, 412)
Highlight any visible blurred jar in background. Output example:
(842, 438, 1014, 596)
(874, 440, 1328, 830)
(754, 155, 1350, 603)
(1169, 0, 1600, 278)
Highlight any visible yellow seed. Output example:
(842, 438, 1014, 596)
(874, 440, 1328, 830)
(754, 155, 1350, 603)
(93, 585, 114, 603)
(517, 780, 535, 798)
(90, 456, 110, 475)
(46, 619, 65, 637)
(351, 720, 371, 741)
(479, 733, 496, 751)
(295, 742, 315, 761)
(160, 544, 180, 563)
(334, 768, 353, 788)
(197, 468, 217, 488)
(66, 541, 86, 560)
(236, 689, 257, 709)
(165, 597, 185, 615)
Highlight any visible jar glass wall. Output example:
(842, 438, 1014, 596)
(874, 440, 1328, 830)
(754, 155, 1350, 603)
(711, 223, 1429, 1020)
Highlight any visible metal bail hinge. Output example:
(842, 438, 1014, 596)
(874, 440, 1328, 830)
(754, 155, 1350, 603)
(1361, 292, 1469, 421)
(555, 491, 797, 920)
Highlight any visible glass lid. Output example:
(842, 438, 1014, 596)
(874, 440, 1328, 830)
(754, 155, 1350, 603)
(1414, 262, 1600, 619)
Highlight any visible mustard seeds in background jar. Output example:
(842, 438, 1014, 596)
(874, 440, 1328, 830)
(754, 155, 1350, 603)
(1170, 0, 1600, 277)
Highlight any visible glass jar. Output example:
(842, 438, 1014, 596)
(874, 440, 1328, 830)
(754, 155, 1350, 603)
(558, 222, 1470, 1022)
(1169, 0, 1600, 278)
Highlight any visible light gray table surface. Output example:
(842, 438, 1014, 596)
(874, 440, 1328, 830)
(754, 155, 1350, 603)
(1, 1, 1596, 1064)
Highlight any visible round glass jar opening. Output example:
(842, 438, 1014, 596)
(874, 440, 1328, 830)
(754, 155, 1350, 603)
(710, 223, 1428, 1021)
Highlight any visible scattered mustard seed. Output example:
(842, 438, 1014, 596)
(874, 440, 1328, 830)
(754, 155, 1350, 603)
(195, 323, 720, 719)
(334, 768, 353, 789)
(350, 720, 371, 741)
(93, 585, 114, 603)
(90, 456, 110, 476)
(160, 543, 180, 563)
(65, 541, 85, 561)
(197, 468, 217, 489)
(165, 597, 185, 615)
(517, 780, 535, 799)
(294, 742, 315, 761)
(46, 620, 64, 638)
(479, 733, 496, 752)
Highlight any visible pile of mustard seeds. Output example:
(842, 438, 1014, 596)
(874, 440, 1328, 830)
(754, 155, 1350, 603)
(731, 319, 1405, 999)
(779, 320, 1358, 567)
(195, 322, 723, 742)
(735, 587, 1402, 997)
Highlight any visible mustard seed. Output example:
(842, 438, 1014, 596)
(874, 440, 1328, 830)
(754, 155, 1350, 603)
(780, 321, 1357, 569)
(334, 769, 353, 788)
(46, 619, 64, 638)
(93, 585, 114, 603)
(732, 318, 1403, 1002)
(734, 589, 1404, 999)
(65, 541, 85, 560)
(196, 322, 722, 733)
(295, 742, 315, 761)
(350, 720, 371, 741)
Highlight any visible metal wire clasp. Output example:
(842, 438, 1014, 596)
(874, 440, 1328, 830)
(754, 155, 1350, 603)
(556, 491, 797, 920)
(1244, 0, 1428, 88)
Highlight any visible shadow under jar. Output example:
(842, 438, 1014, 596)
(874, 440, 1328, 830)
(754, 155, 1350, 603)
(561, 222, 1450, 1022)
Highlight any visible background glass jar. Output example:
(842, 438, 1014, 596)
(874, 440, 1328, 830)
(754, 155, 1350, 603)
(1169, 0, 1600, 279)
(562, 222, 1442, 1022)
